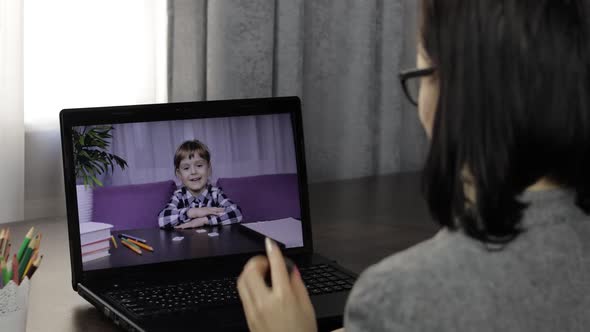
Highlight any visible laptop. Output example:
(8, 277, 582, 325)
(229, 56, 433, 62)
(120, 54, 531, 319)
(60, 96, 357, 332)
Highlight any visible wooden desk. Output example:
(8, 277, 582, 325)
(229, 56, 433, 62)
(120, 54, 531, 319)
(5, 172, 438, 331)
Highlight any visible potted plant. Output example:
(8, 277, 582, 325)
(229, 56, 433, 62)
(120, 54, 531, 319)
(73, 125, 128, 222)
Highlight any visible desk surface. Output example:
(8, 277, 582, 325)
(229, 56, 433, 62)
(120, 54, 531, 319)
(84, 225, 268, 270)
(5, 172, 438, 332)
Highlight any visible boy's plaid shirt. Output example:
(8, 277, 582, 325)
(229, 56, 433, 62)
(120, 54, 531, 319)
(158, 184, 243, 228)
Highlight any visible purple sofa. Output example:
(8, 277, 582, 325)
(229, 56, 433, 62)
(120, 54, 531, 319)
(92, 180, 176, 231)
(91, 173, 300, 230)
(217, 173, 300, 223)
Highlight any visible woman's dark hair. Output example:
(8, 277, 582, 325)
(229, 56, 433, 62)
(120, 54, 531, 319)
(421, 0, 590, 243)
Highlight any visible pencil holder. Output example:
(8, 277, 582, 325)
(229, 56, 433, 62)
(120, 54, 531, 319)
(0, 277, 30, 332)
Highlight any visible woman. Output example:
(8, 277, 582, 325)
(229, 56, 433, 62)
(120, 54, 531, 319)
(237, 0, 590, 331)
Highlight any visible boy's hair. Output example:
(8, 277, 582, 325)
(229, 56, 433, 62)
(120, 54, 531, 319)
(174, 140, 211, 170)
(420, 0, 590, 244)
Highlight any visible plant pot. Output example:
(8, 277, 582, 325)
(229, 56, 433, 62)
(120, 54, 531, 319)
(76, 184, 93, 223)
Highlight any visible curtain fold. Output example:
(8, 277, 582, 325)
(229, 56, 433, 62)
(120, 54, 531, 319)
(100, 113, 297, 186)
(0, 0, 25, 224)
(168, 0, 428, 182)
(22, 1, 168, 220)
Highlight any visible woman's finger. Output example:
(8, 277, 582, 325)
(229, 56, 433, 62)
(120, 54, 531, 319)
(291, 265, 314, 308)
(237, 270, 260, 332)
(265, 238, 290, 294)
(241, 256, 271, 303)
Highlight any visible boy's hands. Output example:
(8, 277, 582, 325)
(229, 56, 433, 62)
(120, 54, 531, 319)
(174, 217, 208, 229)
(176, 207, 225, 229)
(187, 207, 225, 219)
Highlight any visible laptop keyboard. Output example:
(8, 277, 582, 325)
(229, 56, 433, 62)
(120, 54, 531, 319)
(300, 264, 355, 295)
(105, 264, 355, 317)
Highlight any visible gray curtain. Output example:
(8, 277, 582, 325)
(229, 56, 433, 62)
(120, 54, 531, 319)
(168, 0, 427, 183)
(95, 113, 296, 186)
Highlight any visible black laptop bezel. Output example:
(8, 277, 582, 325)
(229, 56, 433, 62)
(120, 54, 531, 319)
(59, 96, 313, 290)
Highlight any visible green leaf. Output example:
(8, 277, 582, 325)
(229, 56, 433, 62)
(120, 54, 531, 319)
(73, 125, 128, 187)
(90, 175, 103, 187)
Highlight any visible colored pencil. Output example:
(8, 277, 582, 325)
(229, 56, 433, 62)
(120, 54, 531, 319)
(1, 228, 9, 259)
(34, 233, 42, 251)
(126, 238, 153, 252)
(120, 239, 142, 255)
(22, 251, 38, 281)
(121, 238, 142, 252)
(4, 243, 11, 261)
(0, 229, 5, 258)
(110, 235, 118, 248)
(5, 259, 11, 284)
(18, 235, 37, 278)
(118, 233, 147, 243)
(12, 254, 19, 284)
(26, 255, 43, 280)
(0, 258, 6, 286)
(17, 227, 34, 262)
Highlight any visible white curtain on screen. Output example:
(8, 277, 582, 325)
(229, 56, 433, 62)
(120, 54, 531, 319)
(0, 0, 25, 224)
(23, 1, 167, 220)
(102, 114, 297, 187)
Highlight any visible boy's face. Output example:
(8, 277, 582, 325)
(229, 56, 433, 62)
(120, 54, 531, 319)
(176, 153, 211, 195)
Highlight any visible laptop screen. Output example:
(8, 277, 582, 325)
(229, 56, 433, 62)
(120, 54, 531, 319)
(71, 112, 304, 271)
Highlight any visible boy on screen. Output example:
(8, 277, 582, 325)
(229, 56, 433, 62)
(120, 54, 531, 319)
(158, 140, 243, 229)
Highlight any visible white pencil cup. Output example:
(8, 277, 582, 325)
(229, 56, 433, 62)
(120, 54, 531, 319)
(0, 277, 30, 332)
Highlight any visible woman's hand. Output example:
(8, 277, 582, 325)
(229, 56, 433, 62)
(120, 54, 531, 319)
(174, 217, 208, 229)
(237, 238, 317, 332)
(187, 207, 225, 218)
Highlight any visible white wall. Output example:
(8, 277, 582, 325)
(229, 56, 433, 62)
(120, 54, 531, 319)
(22, 1, 167, 221)
(0, 0, 25, 224)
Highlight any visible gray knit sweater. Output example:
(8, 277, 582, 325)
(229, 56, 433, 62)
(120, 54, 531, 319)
(344, 189, 590, 331)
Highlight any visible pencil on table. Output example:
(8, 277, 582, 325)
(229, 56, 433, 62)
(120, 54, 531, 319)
(110, 235, 118, 248)
(126, 238, 153, 252)
(121, 238, 141, 251)
(26, 255, 43, 280)
(120, 239, 142, 255)
(118, 233, 147, 243)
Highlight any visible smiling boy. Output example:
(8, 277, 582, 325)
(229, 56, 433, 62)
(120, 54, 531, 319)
(158, 140, 243, 229)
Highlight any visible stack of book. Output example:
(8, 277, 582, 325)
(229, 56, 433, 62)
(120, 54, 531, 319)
(80, 222, 113, 263)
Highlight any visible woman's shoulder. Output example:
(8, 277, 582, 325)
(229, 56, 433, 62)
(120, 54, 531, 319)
(355, 228, 477, 284)
(351, 230, 464, 284)
(344, 229, 484, 330)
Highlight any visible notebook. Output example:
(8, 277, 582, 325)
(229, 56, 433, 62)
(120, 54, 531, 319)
(60, 97, 357, 332)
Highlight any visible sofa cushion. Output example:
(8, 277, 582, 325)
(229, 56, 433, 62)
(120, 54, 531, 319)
(92, 180, 176, 230)
(217, 173, 300, 223)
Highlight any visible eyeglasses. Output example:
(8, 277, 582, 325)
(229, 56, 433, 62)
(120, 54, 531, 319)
(399, 67, 436, 106)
